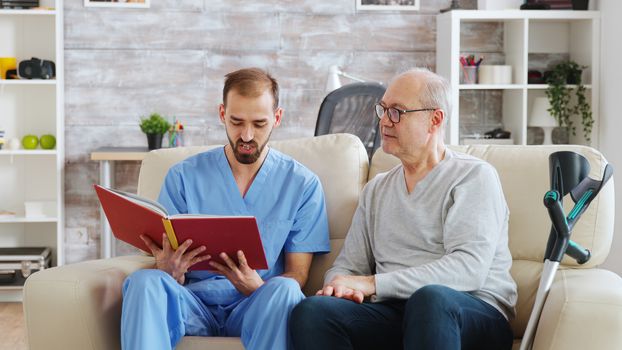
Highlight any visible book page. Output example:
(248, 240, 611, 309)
(169, 214, 254, 219)
(107, 187, 169, 217)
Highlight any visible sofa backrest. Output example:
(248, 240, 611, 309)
(137, 136, 615, 336)
(370, 144, 615, 335)
(138, 146, 219, 200)
(137, 133, 369, 296)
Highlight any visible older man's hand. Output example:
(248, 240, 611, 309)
(316, 275, 375, 303)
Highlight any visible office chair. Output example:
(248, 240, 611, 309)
(314, 82, 386, 158)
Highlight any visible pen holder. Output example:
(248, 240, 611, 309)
(168, 130, 184, 148)
(460, 66, 478, 84)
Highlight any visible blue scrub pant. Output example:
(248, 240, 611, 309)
(121, 269, 304, 350)
(290, 284, 513, 350)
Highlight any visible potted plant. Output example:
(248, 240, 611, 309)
(139, 113, 171, 150)
(545, 60, 594, 143)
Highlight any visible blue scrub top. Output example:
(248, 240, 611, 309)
(158, 146, 330, 306)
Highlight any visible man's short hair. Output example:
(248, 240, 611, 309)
(406, 67, 452, 121)
(223, 68, 279, 110)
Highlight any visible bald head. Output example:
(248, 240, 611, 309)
(390, 68, 452, 123)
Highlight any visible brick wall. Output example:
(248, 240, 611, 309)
(64, 0, 496, 261)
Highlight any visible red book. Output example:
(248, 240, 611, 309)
(94, 185, 268, 270)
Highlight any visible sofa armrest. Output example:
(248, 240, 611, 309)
(24, 255, 154, 350)
(533, 268, 622, 350)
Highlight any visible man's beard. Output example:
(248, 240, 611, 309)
(227, 132, 271, 164)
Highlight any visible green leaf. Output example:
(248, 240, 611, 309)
(545, 60, 593, 143)
(139, 113, 172, 135)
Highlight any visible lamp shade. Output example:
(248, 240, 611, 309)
(529, 97, 558, 128)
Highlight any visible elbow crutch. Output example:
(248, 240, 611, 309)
(520, 151, 613, 350)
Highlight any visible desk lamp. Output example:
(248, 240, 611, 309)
(325, 65, 370, 93)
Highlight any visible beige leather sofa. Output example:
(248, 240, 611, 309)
(24, 133, 622, 350)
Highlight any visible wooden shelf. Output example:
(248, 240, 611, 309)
(0, 150, 57, 156)
(449, 10, 600, 21)
(436, 9, 600, 146)
(459, 84, 593, 90)
(0, 216, 58, 223)
(459, 84, 524, 90)
(0, 1, 64, 295)
(0, 9, 55, 16)
(526, 84, 592, 90)
(0, 80, 57, 86)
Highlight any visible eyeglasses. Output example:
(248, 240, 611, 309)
(374, 103, 437, 124)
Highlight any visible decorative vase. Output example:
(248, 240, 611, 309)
(146, 133, 164, 150)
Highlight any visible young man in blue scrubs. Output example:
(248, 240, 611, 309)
(121, 68, 330, 350)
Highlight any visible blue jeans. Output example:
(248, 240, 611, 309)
(290, 285, 513, 350)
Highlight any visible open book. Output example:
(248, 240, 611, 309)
(94, 185, 268, 270)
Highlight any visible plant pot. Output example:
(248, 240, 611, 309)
(572, 0, 589, 10)
(146, 133, 164, 150)
(566, 70, 582, 84)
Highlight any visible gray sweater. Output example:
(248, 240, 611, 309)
(325, 149, 517, 320)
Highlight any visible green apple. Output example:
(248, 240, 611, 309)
(40, 134, 56, 150)
(21, 135, 39, 150)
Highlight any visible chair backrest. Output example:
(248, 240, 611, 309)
(370, 144, 615, 336)
(315, 82, 386, 158)
(137, 134, 369, 296)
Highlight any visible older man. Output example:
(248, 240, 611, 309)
(291, 68, 517, 350)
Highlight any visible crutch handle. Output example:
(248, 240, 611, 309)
(543, 190, 592, 264)
(543, 191, 569, 236)
(566, 240, 591, 264)
(543, 191, 569, 262)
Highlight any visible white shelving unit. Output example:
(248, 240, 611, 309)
(436, 10, 600, 146)
(0, 0, 64, 301)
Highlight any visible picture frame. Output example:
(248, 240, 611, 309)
(356, 0, 420, 11)
(84, 0, 150, 8)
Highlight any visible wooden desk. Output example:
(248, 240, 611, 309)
(91, 147, 149, 258)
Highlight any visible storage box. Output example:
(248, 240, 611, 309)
(0, 247, 50, 287)
(477, 0, 522, 10)
(478, 65, 512, 85)
(24, 201, 56, 218)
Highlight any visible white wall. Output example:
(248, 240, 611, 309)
(596, 0, 622, 275)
